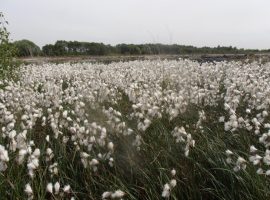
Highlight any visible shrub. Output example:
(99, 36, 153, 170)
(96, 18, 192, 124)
(0, 12, 17, 79)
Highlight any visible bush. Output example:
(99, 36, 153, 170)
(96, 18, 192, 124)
(14, 39, 41, 57)
(0, 12, 17, 79)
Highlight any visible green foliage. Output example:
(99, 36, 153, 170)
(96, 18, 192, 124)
(40, 40, 269, 57)
(13, 39, 41, 57)
(42, 40, 112, 56)
(0, 12, 17, 79)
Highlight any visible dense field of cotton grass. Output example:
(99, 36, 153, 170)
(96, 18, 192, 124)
(1, 59, 270, 199)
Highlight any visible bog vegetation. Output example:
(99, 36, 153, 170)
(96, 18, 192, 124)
(0, 59, 270, 199)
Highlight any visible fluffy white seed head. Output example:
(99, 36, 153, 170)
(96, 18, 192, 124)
(24, 183, 33, 195)
(54, 182, 60, 194)
(46, 183, 53, 193)
(111, 190, 125, 199)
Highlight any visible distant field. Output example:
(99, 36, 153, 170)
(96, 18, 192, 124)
(18, 53, 270, 64)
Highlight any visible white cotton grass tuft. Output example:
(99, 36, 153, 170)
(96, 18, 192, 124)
(109, 157, 114, 167)
(46, 183, 53, 193)
(107, 142, 114, 151)
(256, 168, 264, 175)
(63, 110, 68, 118)
(171, 169, 176, 177)
(161, 169, 177, 198)
(162, 183, 171, 198)
(46, 148, 54, 162)
(33, 148, 40, 157)
(225, 150, 233, 156)
(233, 157, 247, 172)
(63, 184, 71, 193)
(102, 189, 125, 199)
(102, 191, 112, 199)
(46, 135, 50, 142)
(54, 182, 60, 194)
(111, 190, 125, 199)
(24, 183, 33, 196)
(0, 145, 9, 163)
(170, 179, 177, 188)
(250, 145, 258, 153)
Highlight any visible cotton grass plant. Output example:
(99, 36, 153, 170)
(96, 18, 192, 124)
(0, 59, 270, 199)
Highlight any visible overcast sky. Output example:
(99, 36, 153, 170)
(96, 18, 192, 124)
(2, 0, 270, 49)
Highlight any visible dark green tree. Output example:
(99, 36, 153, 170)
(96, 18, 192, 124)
(42, 44, 55, 56)
(14, 39, 41, 57)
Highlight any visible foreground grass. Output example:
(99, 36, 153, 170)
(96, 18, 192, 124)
(0, 95, 269, 200)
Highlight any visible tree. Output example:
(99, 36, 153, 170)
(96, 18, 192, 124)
(54, 40, 68, 56)
(42, 44, 55, 56)
(0, 12, 17, 78)
(14, 39, 41, 57)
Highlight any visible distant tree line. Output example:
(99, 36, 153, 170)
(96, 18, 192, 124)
(13, 39, 270, 57)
